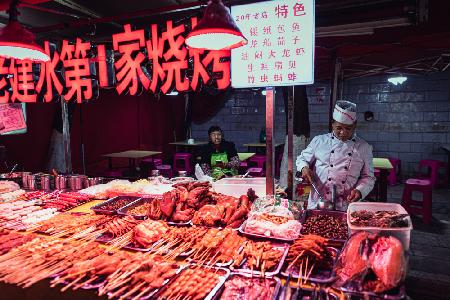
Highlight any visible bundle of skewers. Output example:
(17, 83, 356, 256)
(29, 213, 109, 238)
(0, 231, 38, 255)
(51, 251, 133, 292)
(99, 253, 180, 300)
(157, 267, 225, 300)
(0, 236, 106, 287)
(232, 241, 285, 277)
(284, 235, 337, 283)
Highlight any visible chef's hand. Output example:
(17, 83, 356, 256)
(347, 189, 362, 202)
(300, 166, 313, 184)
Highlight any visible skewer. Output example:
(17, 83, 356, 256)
(119, 281, 146, 300)
(73, 275, 98, 290)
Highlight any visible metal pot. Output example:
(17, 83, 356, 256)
(22, 172, 31, 189)
(86, 177, 104, 187)
(40, 175, 53, 191)
(55, 175, 67, 190)
(68, 175, 87, 191)
(27, 175, 38, 190)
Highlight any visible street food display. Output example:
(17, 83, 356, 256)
(301, 210, 348, 241)
(349, 210, 409, 228)
(0, 177, 411, 300)
(0, 180, 20, 194)
(220, 274, 278, 300)
(282, 235, 337, 282)
(334, 231, 406, 294)
(79, 178, 174, 199)
(242, 209, 302, 240)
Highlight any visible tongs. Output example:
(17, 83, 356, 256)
(310, 179, 326, 204)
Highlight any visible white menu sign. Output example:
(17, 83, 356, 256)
(231, 0, 315, 88)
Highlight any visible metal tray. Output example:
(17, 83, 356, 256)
(117, 197, 160, 220)
(275, 283, 341, 300)
(153, 264, 230, 300)
(280, 247, 340, 283)
(90, 196, 141, 215)
(216, 272, 281, 300)
(233, 243, 289, 277)
(300, 209, 349, 244)
(337, 284, 406, 300)
(238, 220, 298, 243)
(167, 219, 192, 226)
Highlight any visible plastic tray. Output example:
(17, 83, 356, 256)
(238, 220, 298, 243)
(90, 196, 141, 215)
(300, 209, 349, 244)
(233, 243, 289, 277)
(280, 247, 340, 283)
(153, 264, 230, 300)
(212, 177, 266, 198)
(216, 273, 281, 300)
(347, 202, 412, 250)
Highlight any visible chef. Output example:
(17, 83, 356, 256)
(296, 100, 376, 211)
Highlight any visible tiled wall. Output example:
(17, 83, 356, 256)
(192, 71, 450, 176)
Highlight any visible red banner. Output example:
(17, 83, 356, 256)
(0, 18, 231, 103)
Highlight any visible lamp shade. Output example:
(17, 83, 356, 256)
(185, 0, 247, 50)
(0, 20, 49, 62)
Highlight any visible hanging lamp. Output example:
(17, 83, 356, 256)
(0, 0, 49, 61)
(185, 0, 247, 50)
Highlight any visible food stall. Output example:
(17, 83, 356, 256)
(0, 0, 414, 299)
(0, 173, 411, 299)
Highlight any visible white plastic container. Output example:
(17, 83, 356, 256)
(347, 202, 413, 251)
(212, 177, 266, 198)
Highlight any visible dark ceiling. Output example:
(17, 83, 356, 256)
(0, 0, 449, 80)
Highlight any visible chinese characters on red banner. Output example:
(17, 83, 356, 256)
(231, 1, 314, 88)
(0, 18, 231, 103)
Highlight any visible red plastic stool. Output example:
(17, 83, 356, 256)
(419, 159, 448, 188)
(247, 167, 264, 177)
(387, 158, 401, 185)
(401, 178, 433, 224)
(156, 165, 173, 178)
(249, 154, 266, 169)
(173, 153, 192, 175)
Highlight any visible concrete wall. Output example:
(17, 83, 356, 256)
(192, 70, 450, 176)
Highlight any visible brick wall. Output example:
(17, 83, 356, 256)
(191, 70, 450, 176)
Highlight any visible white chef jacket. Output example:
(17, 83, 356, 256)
(296, 133, 376, 211)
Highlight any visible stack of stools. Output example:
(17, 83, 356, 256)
(173, 153, 193, 176)
(418, 159, 448, 188)
(387, 158, 401, 185)
(401, 178, 433, 224)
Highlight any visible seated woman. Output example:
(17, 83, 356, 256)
(199, 126, 240, 180)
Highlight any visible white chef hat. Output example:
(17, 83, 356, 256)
(333, 100, 357, 125)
